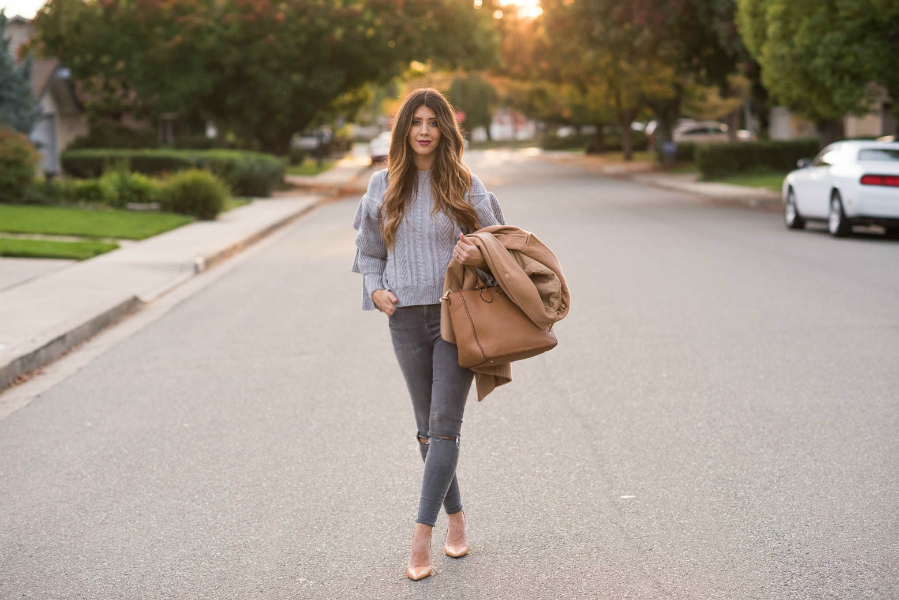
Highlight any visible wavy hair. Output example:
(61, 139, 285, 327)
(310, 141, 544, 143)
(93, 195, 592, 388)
(379, 88, 480, 249)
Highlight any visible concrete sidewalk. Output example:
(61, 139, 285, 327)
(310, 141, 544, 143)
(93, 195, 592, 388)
(632, 172, 781, 210)
(286, 151, 373, 196)
(0, 154, 371, 392)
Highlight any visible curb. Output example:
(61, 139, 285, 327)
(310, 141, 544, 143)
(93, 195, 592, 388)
(0, 196, 329, 394)
(0, 295, 142, 391)
(630, 175, 782, 211)
(538, 154, 782, 211)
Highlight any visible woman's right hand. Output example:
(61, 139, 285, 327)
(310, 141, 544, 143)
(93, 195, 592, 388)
(372, 289, 399, 316)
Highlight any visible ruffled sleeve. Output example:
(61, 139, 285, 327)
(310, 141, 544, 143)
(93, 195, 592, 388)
(467, 174, 506, 287)
(469, 174, 506, 228)
(351, 171, 389, 310)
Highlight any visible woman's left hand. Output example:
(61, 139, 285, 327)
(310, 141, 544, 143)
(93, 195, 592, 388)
(452, 233, 487, 269)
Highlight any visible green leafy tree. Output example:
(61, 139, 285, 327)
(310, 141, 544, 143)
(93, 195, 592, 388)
(0, 10, 42, 134)
(447, 73, 497, 140)
(737, 0, 899, 144)
(29, 0, 500, 155)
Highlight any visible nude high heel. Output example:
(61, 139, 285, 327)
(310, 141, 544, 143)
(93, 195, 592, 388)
(406, 530, 433, 581)
(444, 509, 469, 558)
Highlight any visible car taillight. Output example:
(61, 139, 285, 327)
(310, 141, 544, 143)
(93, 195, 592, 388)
(860, 174, 899, 186)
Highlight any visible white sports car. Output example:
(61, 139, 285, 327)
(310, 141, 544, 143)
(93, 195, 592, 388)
(782, 141, 899, 237)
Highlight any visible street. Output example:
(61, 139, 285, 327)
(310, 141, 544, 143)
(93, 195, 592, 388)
(1, 149, 897, 599)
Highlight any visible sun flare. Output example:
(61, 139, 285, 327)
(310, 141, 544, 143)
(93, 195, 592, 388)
(496, 0, 543, 19)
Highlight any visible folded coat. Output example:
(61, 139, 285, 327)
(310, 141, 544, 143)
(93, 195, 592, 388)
(440, 225, 571, 401)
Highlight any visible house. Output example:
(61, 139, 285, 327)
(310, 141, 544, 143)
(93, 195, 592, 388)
(5, 15, 88, 175)
(769, 87, 897, 141)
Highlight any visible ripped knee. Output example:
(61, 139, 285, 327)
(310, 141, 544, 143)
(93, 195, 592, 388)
(428, 432, 460, 449)
(417, 433, 429, 445)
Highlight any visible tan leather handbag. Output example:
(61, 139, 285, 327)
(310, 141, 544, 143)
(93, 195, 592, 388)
(441, 274, 557, 369)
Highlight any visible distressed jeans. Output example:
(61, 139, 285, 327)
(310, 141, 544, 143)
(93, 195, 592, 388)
(388, 304, 475, 527)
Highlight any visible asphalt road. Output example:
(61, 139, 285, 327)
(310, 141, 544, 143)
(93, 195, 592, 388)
(2, 150, 897, 599)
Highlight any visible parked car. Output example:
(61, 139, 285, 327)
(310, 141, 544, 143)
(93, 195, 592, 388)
(782, 141, 899, 237)
(293, 128, 332, 151)
(370, 131, 391, 165)
(672, 121, 730, 144)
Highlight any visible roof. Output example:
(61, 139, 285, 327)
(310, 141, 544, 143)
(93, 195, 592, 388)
(30, 57, 61, 101)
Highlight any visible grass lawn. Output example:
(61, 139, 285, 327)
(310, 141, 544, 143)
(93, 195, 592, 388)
(0, 238, 120, 260)
(710, 170, 787, 192)
(286, 158, 335, 176)
(224, 197, 251, 211)
(0, 204, 193, 240)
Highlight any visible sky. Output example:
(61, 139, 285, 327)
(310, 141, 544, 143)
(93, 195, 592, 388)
(2, 0, 541, 21)
(1, 0, 44, 19)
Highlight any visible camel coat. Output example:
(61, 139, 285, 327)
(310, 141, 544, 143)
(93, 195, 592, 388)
(441, 225, 571, 401)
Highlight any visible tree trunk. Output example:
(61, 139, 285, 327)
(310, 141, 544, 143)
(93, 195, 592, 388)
(815, 118, 844, 147)
(592, 126, 605, 154)
(619, 110, 637, 161)
(621, 123, 633, 161)
(257, 130, 293, 156)
(648, 92, 681, 150)
(726, 109, 740, 143)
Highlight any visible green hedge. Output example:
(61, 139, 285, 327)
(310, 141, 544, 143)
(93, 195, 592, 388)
(655, 142, 698, 163)
(695, 139, 821, 179)
(60, 149, 284, 197)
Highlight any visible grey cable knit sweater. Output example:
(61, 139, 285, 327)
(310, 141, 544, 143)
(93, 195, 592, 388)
(352, 168, 506, 310)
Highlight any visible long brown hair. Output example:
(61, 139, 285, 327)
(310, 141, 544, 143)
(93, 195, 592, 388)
(379, 88, 480, 249)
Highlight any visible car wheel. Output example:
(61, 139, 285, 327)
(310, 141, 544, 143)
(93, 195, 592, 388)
(784, 188, 805, 230)
(827, 191, 851, 237)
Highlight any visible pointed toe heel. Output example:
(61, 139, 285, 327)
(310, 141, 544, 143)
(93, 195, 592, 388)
(444, 509, 469, 558)
(406, 565, 433, 580)
(443, 544, 469, 558)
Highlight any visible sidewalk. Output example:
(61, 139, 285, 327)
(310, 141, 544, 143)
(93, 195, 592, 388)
(286, 150, 373, 196)
(541, 152, 782, 210)
(0, 155, 370, 392)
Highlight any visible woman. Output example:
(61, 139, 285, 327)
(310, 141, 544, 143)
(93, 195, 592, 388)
(351, 88, 506, 581)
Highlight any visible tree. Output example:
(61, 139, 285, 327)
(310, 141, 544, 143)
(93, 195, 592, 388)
(28, 0, 501, 155)
(0, 10, 41, 135)
(736, 0, 899, 144)
(447, 73, 497, 140)
(541, 0, 677, 160)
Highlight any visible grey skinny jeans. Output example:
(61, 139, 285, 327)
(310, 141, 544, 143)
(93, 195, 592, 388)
(388, 304, 475, 527)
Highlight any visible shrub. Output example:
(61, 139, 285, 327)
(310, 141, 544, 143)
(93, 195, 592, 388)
(159, 169, 228, 219)
(586, 130, 650, 154)
(66, 178, 116, 204)
(654, 141, 698, 162)
(541, 132, 591, 151)
(695, 139, 821, 179)
(0, 127, 41, 203)
(288, 147, 308, 165)
(19, 178, 65, 205)
(99, 169, 163, 207)
(68, 120, 157, 150)
(60, 149, 284, 197)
